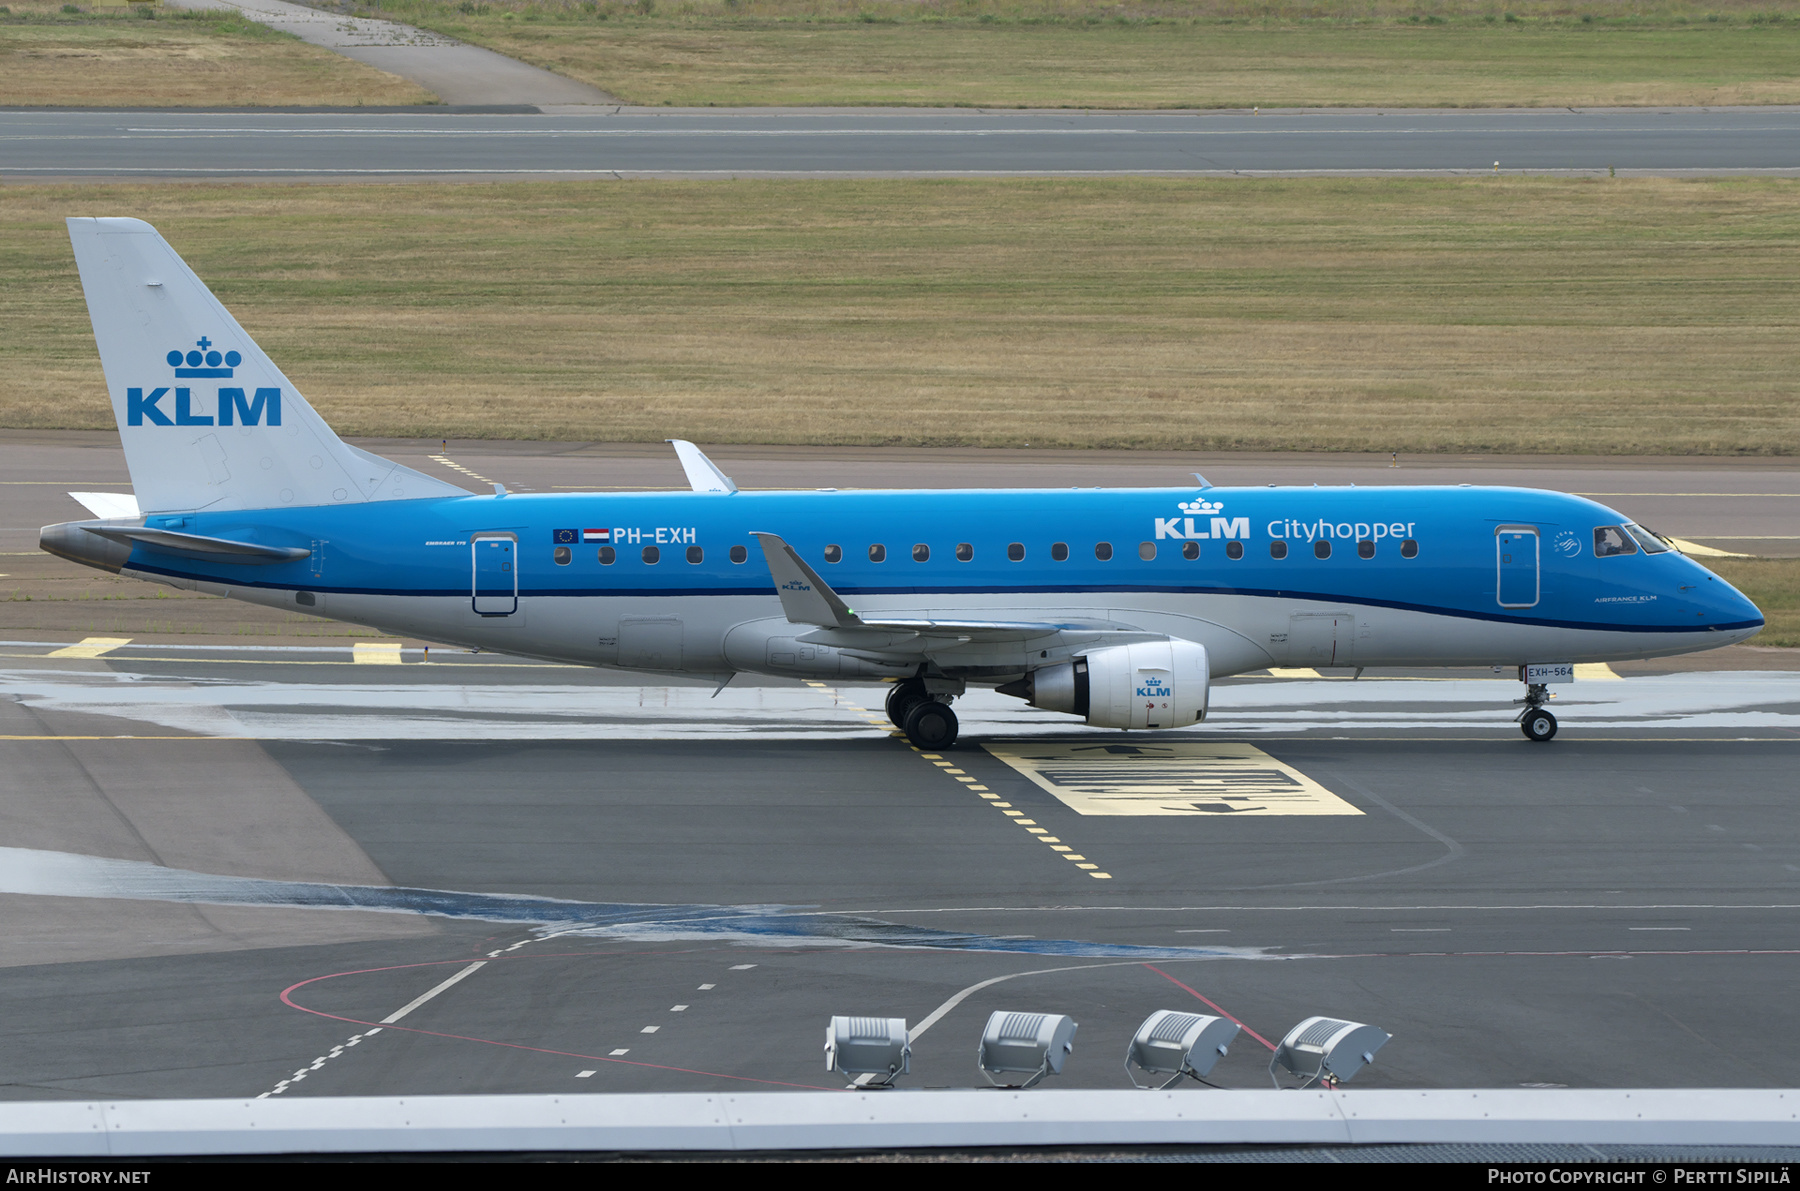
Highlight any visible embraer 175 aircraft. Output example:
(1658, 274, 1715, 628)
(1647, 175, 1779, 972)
(42, 218, 1764, 749)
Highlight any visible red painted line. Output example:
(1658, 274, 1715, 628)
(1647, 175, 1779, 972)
(278, 956, 836, 1092)
(1142, 963, 1277, 1052)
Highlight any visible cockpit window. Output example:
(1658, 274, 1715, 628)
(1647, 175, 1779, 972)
(1624, 522, 1672, 555)
(1594, 526, 1638, 557)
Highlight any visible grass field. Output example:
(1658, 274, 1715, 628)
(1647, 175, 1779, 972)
(0, 3, 434, 106)
(6, 177, 1799, 454)
(1693, 558, 1799, 646)
(358, 0, 1800, 108)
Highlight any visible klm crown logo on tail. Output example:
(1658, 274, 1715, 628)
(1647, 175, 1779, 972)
(127, 335, 279, 428)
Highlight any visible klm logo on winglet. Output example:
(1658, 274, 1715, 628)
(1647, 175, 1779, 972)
(128, 338, 279, 428)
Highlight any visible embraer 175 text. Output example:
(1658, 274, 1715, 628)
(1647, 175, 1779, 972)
(42, 219, 1765, 748)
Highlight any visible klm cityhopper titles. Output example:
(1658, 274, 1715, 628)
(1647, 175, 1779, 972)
(42, 218, 1764, 749)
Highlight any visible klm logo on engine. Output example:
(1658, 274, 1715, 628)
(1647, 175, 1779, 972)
(1155, 498, 1248, 541)
(128, 337, 280, 427)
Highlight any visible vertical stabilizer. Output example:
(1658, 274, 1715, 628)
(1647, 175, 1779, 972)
(66, 217, 469, 515)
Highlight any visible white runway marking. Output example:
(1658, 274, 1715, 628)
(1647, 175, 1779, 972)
(381, 961, 486, 1025)
(0, 668, 1795, 740)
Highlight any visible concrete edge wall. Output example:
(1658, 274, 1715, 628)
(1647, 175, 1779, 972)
(3, 1089, 1799, 1156)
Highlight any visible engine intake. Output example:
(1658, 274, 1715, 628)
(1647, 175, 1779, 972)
(1005, 640, 1209, 730)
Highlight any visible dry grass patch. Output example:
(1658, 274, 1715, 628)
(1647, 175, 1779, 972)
(0, 4, 434, 106)
(352, 0, 1800, 108)
(1705, 557, 1800, 647)
(3, 177, 1798, 454)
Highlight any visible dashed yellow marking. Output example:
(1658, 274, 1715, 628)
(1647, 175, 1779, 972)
(983, 742, 1363, 818)
(352, 641, 405, 665)
(428, 454, 494, 485)
(911, 744, 1113, 880)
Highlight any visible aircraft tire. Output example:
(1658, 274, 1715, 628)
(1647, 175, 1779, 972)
(1521, 708, 1558, 742)
(886, 679, 928, 728)
(903, 699, 959, 750)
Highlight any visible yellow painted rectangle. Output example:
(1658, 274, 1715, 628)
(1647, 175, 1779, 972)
(1573, 663, 1623, 681)
(352, 642, 405, 665)
(46, 637, 131, 659)
(983, 741, 1363, 817)
(1266, 667, 1323, 678)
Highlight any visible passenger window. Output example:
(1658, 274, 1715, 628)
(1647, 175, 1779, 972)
(823, 544, 842, 563)
(1226, 541, 1244, 560)
(1008, 542, 1025, 562)
(729, 545, 747, 564)
(912, 544, 930, 562)
(1094, 542, 1113, 561)
(1357, 539, 1375, 559)
(642, 545, 660, 564)
(1051, 542, 1069, 562)
(1594, 526, 1637, 557)
(1138, 541, 1155, 561)
(1181, 541, 1199, 561)
(869, 544, 886, 563)
(1400, 539, 1419, 559)
(598, 546, 616, 565)
(1270, 541, 1288, 560)
(955, 543, 973, 562)
(554, 546, 572, 566)
(686, 545, 703, 564)
(1314, 540, 1331, 559)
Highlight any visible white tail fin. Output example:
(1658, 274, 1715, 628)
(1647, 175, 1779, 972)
(66, 217, 468, 515)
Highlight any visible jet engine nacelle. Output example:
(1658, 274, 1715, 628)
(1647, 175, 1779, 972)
(1016, 639, 1209, 730)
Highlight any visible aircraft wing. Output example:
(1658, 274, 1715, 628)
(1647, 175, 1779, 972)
(751, 531, 1165, 666)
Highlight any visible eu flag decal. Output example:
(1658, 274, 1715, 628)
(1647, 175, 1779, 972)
(553, 528, 579, 545)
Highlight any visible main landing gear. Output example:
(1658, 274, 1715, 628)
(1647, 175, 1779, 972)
(1516, 682, 1558, 743)
(886, 678, 960, 750)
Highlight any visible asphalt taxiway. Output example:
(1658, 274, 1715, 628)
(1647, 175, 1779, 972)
(3, 435, 1799, 1103)
(6, 106, 1800, 180)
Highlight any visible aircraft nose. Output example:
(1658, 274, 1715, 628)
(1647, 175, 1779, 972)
(1706, 575, 1764, 633)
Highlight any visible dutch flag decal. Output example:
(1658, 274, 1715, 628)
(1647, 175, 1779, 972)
(584, 528, 610, 543)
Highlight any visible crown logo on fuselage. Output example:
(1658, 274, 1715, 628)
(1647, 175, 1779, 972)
(167, 336, 241, 378)
(1178, 498, 1224, 517)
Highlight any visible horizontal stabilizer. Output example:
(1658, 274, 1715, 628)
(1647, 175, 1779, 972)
(668, 440, 737, 495)
(68, 491, 140, 520)
(84, 524, 311, 565)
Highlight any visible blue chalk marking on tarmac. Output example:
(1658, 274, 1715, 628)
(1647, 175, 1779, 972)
(0, 846, 1268, 961)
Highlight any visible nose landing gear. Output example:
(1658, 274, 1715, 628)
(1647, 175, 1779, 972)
(1517, 682, 1558, 742)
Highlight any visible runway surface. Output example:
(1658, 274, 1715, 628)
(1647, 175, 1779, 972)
(5, 106, 1800, 179)
(2, 435, 1798, 1105)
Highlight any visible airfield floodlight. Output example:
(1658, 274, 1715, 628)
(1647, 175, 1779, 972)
(1269, 1016, 1390, 1090)
(1124, 1010, 1241, 1090)
(977, 1011, 1078, 1090)
(824, 1016, 910, 1088)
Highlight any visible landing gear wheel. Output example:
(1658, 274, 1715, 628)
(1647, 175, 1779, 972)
(903, 699, 959, 750)
(1521, 708, 1558, 742)
(886, 679, 928, 728)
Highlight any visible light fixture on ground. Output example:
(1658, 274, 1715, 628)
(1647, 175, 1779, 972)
(824, 1016, 910, 1088)
(977, 1011, 1078, 1089)
(1269, 1016, 1390, 1089)
(1125, 1010, 1241, 1089)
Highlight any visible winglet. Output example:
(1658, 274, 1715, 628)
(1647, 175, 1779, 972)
(668, 440, 738, 494)
(751, 532, 859, 628)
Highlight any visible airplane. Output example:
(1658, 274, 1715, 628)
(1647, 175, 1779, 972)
(40, 218, 1765, 749)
